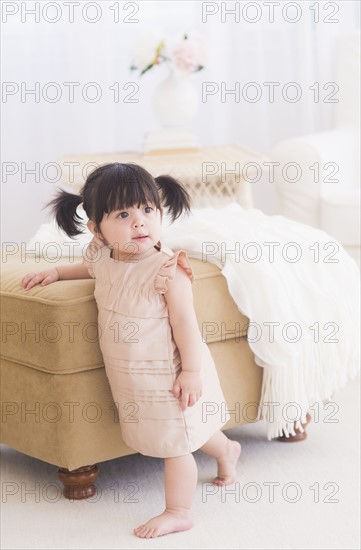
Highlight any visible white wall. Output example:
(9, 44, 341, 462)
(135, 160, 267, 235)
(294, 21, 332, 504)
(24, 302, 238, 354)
(1, 0, 359, 243)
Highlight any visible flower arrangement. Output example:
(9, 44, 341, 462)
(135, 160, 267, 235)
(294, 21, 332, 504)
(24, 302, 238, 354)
(130, 32, 207, 76)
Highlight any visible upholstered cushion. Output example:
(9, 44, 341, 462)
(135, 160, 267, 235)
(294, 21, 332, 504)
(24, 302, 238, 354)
(0, 255, 260, 470)
(1, 256, 249, 375)
(1, 337, 261, 470)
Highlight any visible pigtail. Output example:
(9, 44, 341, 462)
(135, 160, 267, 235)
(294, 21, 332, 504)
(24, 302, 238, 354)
(46, 189, 84, 237)
(155, 175, 191, 222)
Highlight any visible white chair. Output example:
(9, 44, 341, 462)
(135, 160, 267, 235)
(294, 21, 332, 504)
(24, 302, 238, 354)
(270, 32, 360, 264)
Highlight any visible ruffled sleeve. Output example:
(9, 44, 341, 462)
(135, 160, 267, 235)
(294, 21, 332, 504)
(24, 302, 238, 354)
(154, 250, 194, 294)
(82, 236, 106, 279)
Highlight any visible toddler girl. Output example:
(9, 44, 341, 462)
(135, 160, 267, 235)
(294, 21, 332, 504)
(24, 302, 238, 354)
(21, 163, 241, 539)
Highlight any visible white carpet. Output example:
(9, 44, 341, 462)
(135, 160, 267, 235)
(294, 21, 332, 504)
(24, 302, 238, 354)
(1, 376, 360, 550)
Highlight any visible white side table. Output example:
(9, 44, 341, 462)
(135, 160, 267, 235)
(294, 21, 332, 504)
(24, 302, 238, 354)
(59, 145, 268, 209)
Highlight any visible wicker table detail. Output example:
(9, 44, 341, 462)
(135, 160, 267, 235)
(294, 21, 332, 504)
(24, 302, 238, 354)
(59, 145, 268, 209)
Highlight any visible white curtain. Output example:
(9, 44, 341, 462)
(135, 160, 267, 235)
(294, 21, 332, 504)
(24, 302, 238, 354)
(197, 0, 359, 150)
(1, 0, 359, 243)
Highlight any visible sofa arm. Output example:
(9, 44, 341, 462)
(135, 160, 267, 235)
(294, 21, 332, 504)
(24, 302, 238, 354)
(320, 187, 361, 246)
(270, 126, 360, 229)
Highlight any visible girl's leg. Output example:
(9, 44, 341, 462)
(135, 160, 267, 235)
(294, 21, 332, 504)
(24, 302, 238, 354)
(134, 454, 197, 539)
(200, 430, 241, 486)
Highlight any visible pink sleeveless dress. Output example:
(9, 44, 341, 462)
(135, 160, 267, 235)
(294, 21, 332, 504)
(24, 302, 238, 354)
(83, 238, 230, 458)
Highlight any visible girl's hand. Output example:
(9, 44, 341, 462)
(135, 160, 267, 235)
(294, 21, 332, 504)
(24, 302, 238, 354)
(173, 371, 202, 411)
(21, 268, 59, 290)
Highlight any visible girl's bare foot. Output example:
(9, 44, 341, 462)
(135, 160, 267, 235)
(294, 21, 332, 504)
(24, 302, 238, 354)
(213, 440, 241, 486)
(133, 509, 193, 539)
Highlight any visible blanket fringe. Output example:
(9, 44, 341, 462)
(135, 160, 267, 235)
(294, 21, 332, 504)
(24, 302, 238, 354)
(257, 332, 360, 439)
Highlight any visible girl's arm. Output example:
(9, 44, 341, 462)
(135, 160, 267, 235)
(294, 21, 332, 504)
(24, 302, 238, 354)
(21, 262, 92, 290)
(165, 266, 202, 410)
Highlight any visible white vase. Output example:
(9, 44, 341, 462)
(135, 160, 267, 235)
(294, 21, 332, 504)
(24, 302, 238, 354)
(152, 69, 198, 128)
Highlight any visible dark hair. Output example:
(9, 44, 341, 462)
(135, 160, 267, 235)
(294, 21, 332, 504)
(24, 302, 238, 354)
(47, 163, 191, 237)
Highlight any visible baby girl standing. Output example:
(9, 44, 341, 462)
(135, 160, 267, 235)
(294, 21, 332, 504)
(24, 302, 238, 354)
(21, 163, 241, 539)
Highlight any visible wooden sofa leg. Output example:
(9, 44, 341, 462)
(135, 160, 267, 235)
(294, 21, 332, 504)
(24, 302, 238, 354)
(277, 413, 312, 442)
(57, 464, 99, 499)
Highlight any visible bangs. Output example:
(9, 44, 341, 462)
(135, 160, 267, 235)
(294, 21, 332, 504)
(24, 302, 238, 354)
(90, 163, 161, 224)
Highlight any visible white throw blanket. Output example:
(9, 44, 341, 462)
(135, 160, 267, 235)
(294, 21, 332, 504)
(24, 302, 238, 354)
(27, 203, 360, 438)
(162, 203, 360, 439)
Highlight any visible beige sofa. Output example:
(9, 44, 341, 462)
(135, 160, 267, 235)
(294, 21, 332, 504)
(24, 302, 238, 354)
(1, 254, 263, 498)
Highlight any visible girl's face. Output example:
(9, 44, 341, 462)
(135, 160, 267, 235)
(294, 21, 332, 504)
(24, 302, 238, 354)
(88, 203, 162, 260)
